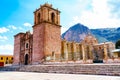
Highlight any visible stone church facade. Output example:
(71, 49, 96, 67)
(13, 3, 115, 65)
(61, 34, 115, 62)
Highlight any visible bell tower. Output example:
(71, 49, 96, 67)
(32, 3, 61, 64)
(34, 3, 60, 25)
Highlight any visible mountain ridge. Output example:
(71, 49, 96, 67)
(62, 23, 91, 42)
(62, 23, 120, 43)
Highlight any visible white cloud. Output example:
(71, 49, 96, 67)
(0, 36, 8, 41)
(70, 0, 120, 29)
(0, 27, 9, 33)
(23, 22, 32, 27)
(18, 27, 24, 30)
(8, 25, 17, 30)
(0, 44, 13, 55)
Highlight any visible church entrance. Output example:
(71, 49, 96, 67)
(24, 54, 29, 65)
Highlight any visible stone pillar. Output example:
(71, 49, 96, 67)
(67, 42, 72, 61)
(72, 42, 76, 61)
(76, 44, 80, 60)
(89, 45, 93, 59)
(44, 8, 48, 21)
(64, 42, 68, 61)
(61, 40, 68, 61)
(104, 43, 108, 60)
(58, 13, 60, 25)
(81, 44, 86, 62)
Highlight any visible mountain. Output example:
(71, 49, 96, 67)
(91, 28, 120, 43)
(62, 23, 120, 43)
(62, 23, 91, 42)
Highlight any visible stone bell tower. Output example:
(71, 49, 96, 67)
(32, 3, 61, 64)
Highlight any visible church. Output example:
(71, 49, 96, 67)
(13, 3, 115, 65)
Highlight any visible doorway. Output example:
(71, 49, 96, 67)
(24, 54, 29, 65)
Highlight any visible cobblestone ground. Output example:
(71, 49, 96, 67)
(0, 72, 120, 80)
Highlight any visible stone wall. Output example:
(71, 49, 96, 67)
(44, 23, 61, 61)
(13, 33, 24, 65)
(32, 24, 45, 64)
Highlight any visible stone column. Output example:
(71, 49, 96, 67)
(81, 44, 86, 62)
(72, 42, 76, 61)
(43, 8, 47, 21)
(104, 43, 108, 60)
(58, 13, 60, 25)
(89, 45, 93, 59)
(64, 42, 68, 61)
(61, 40, 68, 61)
(67, 43, 71, 60)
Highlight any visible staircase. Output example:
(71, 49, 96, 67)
(1, 63, 120, 76)
(19, 63, 120, 76)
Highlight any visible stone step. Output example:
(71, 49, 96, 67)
(1, 64, 120, 76)
(19, 64, 120, 76)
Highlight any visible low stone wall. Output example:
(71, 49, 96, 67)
(0, 66, 20, 71)
(19, 63, 120, 76)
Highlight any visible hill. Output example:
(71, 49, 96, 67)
(62, 23, 91, 42)
(62, 23, 120, 43)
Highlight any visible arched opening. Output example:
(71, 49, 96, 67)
(26, 43, 29, 49)
(1, 57, 3, 60)
(38, 13, 40, 23)
(24, 54, 29, 65)
(51, 13, 55, 23)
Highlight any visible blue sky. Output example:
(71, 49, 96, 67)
(0, 0, 120, 55)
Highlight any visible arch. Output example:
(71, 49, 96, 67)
(1, 57, 3, 60)
(24, 54, 29, 65)
(26, 43, 29, 49)
(38, 13, 40, 23)
(11, 57, 13, 60)
(51, 12, 55, 23)
(6, 57, 8, 60)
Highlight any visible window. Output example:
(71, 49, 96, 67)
(38, 13, 40, 23)
(26, 43, 29, 49)
(6, 57, 8, 60)
(51, 13, 55, 23)
(52, 51, 54, 57)
(1, 57, 3, 60)
(11, 57, 13, 60)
